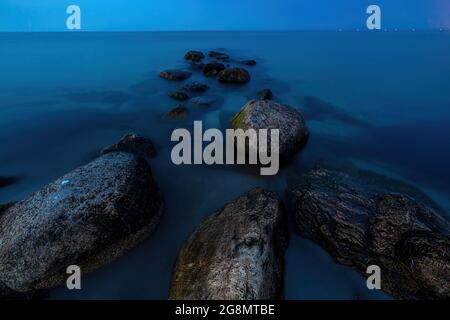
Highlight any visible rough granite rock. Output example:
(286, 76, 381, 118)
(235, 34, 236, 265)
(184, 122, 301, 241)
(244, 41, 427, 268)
(184, 50, 205, 62)
(182, 81, 209, 93)
(164, 105, 188, 120)
(168, 91, 189, 101)
(0, 152, 163, 293)
(289, 168, 450, 300)
(203, 62, 226, 77)
(218, 68, 250, 84)
(230, 99, 309, 160)
(159, 70, 192, 81)
(101, 133, 156, 158)
(169, 188, 288, 300)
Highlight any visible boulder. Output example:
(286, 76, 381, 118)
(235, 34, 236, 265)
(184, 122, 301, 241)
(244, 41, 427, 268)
(218, 68, 250, 84)
(0, 152, 163, 293)
(230, 100, 309, 159)
(169, 188, 288, 300)
(160, 70, 192, 81)
(182, 81, 209, 93)
(184, 50, 205, 62)
(168, 91, 189, 101)
(164, 105, 188, 120)
(257, 89, 273, 100)
(289, 168, 450, 300)
(102, 133, 156, 158)
(208, 51, 230, 61)
(203, 62, 226, 77)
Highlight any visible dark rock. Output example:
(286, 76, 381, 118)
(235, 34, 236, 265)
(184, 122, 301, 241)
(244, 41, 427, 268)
(0, 176, 20, 189)
(230, 100, 309, 159)
(182, 81, 209, 93)
(258, 89, 273, 100)
(203, 62, 226, 77)
(168, 91, 189, 101)
(160, 70, 192, 81)
(218, 68, 250, 84)
(242, 60, 256, 66)
(164, 105, 188, 120)
(189, 96, 217, 108)
(169, 188, 288, 300)
(208, 51, 230, 61)
(102, 133, 156, 158)
(0, 152, 163, 293)
(0, 281, 32, 300)
(289, 168, 450, 300)
(184, 50, 205, 62)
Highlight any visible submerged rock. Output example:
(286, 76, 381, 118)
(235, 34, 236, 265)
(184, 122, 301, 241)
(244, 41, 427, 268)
(0, 152, 163, 293)
(208, 51, 230, 61)
(203, 62, 226, 77)
(102, 133, 156, 158)
(230, 100, 309, 159)
(190, 61, 205, 70)
(160, 70, 192, 81)
(168, 91, 189, 101)
(164, 105, 188, 120)
(0, 176, 20, 189)
(242, 60, 256, 66)
(182, 81, 209, 93)
(189, 96, 217, 108)
(257, 89, 273, 100)
(218, 68, 250, 84)
(289, 168, 450, 300)
(184, 50, 205, 62)
(169, 188, 288, 300)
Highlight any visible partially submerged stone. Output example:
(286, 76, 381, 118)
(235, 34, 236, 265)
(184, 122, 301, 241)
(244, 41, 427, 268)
(164, 105, 188, 120)
(218, 68, 250, 84)
(0, 152, 163, 293)
(160, 69, 192, 81)
(289, 168, 450, 300)
(169, 188, 287, 300)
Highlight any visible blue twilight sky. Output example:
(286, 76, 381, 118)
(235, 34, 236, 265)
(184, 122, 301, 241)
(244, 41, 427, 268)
(0, 0, 449, 32)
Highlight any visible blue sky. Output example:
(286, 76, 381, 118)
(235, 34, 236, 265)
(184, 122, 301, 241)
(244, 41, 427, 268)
(0, 0, 448, 32)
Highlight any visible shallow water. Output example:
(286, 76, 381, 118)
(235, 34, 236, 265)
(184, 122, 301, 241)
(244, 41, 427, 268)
(0, 31, 449, 299)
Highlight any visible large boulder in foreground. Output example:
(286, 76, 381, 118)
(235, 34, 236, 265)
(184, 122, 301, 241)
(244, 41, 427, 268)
(0, 152, 163, 293)
(230, 100, 309, 160)
(218, 68, 250, 84)
(160, 69, 192, 81)
(289, 168, 450, 300)
(169, 188, 288, 300)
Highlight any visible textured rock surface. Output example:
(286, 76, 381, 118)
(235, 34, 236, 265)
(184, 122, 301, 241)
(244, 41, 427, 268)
(218, 68, 250, 84)
(164, 105, 188, 119)
(230, 99, 309, 159)
(102, 133, 156, 158)
(289, 168, 450, 300)
(184, 50, 205, 62)
(0, 152, 163, 293)
(160, 69, 192, 81)
(169, 188, 288, 300)
(168, 91, 189, 101)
